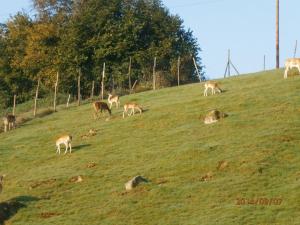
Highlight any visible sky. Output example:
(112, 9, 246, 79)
(0, 0, 300, 79)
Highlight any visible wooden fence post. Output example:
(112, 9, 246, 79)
(177, 56, 180, 86)
(128, 57, 132, 93)
(53, 71, 59, 112)
(91, 81, 95, 99)
(77, 69, 81, 106)
(66, 94, 71, 108)
(131, 80, 138, 92)
(153, 57, 157, 90)
(101, 62, 105, 100)
(13, 94, 16, 116)
(33, 78, 40, 117)
(193, 57, 201, 82)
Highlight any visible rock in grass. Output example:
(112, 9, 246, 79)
(201, 172, 213, 181)
(69, 175, 83, 183)
(203, 110, 228, 124)
(217, 160, 228, 170)
(125, 176, 148, 191)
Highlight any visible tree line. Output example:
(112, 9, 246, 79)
(0, 0, 204, 109)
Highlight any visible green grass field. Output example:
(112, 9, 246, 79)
(0, 70, 300, 225)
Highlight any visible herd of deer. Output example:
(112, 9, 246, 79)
(1, 58, 300, 156)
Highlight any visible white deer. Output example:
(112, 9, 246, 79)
(204, 81, 222, 96)
(284, 58, 300, 79)
(107, 94, 120, 109)
(56, 135, 72, 154)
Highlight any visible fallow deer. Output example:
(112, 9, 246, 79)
(3, 114, 16, 132)
(123, 103, 142, 118)
(204, 110, 227, 124)
(56, 135, 72, 154)
(284, 58, 300, 79)
(107, 94, 120, 109)
(204, 81, 222, 96)
(93, 101, 111, 119)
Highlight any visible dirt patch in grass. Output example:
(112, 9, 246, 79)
(29, 178, 56, 189)
(155, 178, 168, 185)
(201, 172, 213, 181)
(40, 212, 61, 219)
(86, 162, 97, 168)
(272, 135, 295, 143)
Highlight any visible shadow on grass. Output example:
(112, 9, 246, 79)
(72, 144, 91, 152)
(141, 108, 149, 113)
(0, 195, 40, 225)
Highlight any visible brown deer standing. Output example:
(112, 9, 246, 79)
(3, 114, 16, 132)
(93, 101, 111, 119)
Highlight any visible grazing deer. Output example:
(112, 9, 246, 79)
(204, 81, 222, 96)
(3, 114, 16, 132)
(56, 135, 72, 154)
(204, 110, 227, 124)
(93, 101, 111, 119)
(284, 58, 300, 79)
(123, 103, 142, 118)
(107, 94, 120, 109)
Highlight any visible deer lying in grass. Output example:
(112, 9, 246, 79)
(204, 110, 227, 124)
(204, 81, 222, 96)
(284, 58, 300, 79)
(3, 114, 16, 132)
(108, 94, 120, 109)
(123, 103, 142, 118)
(56, 135, 72, 154)
(93, 101, 111, 119)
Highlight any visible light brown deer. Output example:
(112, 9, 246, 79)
(204, 110, 227, 124)
(3, 114, 16, 132)
(284, 58, 300, 79)
(204, 81, 222, 96)
(108, 94, 120, 109)
(56, 135, 72, 154)
(123, 103, 142, 118)
(93, 101, 111, 119)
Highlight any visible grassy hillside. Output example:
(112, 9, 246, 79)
(0, 70, 300, 225)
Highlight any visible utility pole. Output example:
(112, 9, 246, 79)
(276, 0, 280, 68)
(294, 40, 298, 58)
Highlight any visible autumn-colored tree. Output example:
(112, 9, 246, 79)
(0, 0, 204, 109)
